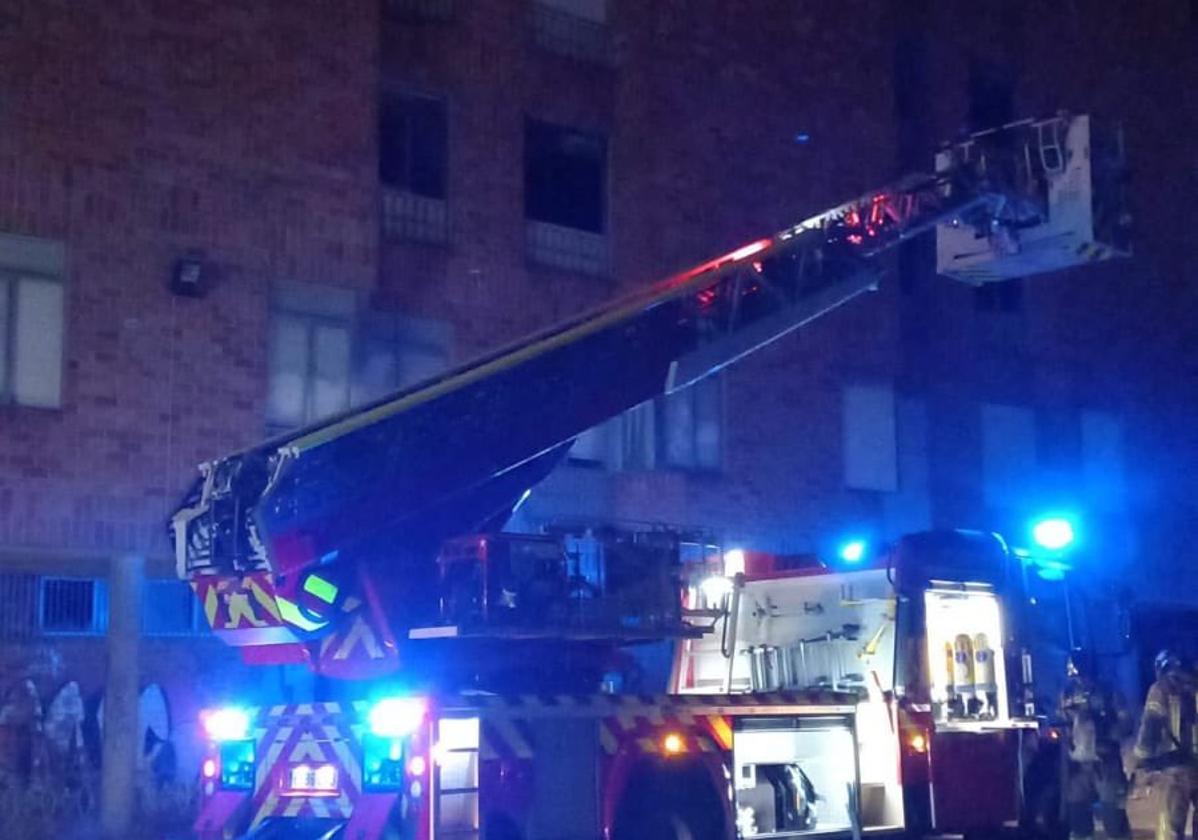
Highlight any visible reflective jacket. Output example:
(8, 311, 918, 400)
(1135, 674, 1198, 768)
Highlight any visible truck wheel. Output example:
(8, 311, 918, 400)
(639, 811, 696, 840)
(614, 793, 718, 840)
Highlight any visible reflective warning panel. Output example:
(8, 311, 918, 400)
(190, 573, 295, 645)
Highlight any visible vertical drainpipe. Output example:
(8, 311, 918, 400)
(101, 552, 144, 840)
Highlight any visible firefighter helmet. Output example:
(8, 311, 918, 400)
(1154, 648, 1182, 679)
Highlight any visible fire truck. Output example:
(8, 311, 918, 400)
(171, 113, 1129, 840)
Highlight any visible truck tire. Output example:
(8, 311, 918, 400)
(612, 762, 724, 840)
(639, 810, 698, 840)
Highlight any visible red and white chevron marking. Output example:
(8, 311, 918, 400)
(250, 703, 364, 826)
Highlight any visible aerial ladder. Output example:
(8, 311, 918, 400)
(174, 113, 1128, 840)
(172, 114, 1127, 680)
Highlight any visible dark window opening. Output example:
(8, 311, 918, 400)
(524, 119, 607, 233)
(380, 93, 448, 199)
(966, 58, 1015, 133)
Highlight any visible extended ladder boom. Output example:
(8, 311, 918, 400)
(172, 114, 1127, 656)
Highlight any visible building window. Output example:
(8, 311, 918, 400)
(1036, 409, 1082, 473)
(268, 311, 353, 430)
(981, 402, 1036, 508)
(842, 384, 898, 492)
(659, 377, 722, 472)
(351, 311, 452, 407)
(1, 272, 65, 409)
(269, 284, 451, 431)
(966, 58, 1015, 132)
(1081, 410, 1125, 510)
(529, 0, 611, 65)
(524, 118, 608, 275)
(38, 577, 107, 635)
(568, 390, 717, 474)
(380, 92, 449, 244)
(525, 119, 606, 233)
(569, 419, 614, 467)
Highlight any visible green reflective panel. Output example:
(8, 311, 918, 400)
(303, 573, 339, 604)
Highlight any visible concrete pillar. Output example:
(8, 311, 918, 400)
(101, 552, 143, 840)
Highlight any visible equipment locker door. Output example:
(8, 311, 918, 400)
(525, 717, 599, 840)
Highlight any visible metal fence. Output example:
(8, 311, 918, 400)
(382, 189, 450, 245)
(37, 577, 107, 636)
(0, 573, 208, 640)
(0, 573, 37, 640)
(526, 219, 609, 277)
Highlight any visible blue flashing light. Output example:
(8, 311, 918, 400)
(839, 540, 867, 564)
(1031, 517, 1076, 551)
(368, 696, 427, 738)
(203, 707, 251, 743)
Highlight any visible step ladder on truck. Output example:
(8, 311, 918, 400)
(173, 113, 1129, 840)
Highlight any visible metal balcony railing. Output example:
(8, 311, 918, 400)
(525, 219, 609, 277)
(383, 188, 451, 245)
(529, 2, 612, 66)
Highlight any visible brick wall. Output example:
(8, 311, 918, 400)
(0, 0, 379, 560)
(0, 0, 1194, 698)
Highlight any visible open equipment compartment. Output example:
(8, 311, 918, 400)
(923, 584, 1009, 725)
(733, 712, 860, 838)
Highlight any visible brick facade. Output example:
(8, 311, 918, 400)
(0, 0, 1195, 774)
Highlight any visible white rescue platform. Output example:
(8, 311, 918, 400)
(936, 114, 1130, 283)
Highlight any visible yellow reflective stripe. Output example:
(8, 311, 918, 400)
(203, 585, 219, 627)
(287, 240, 777, 453)
(247, 578, 282, 622)
(230, 591, 270, 628)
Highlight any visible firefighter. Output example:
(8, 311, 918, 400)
(1060, 652, 1132, 840)
(1133, 649, 1198, 840)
